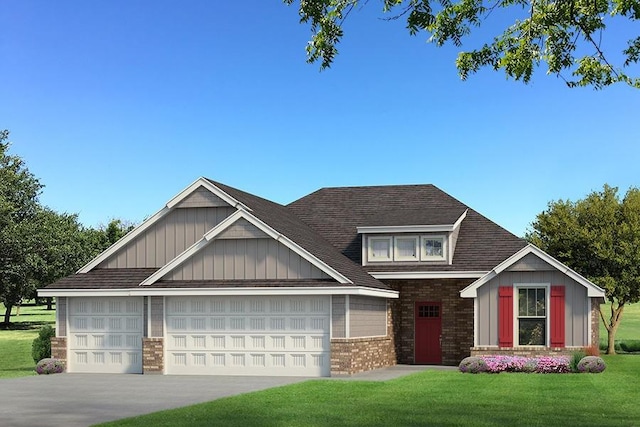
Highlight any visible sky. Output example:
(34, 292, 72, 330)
(1, 1, 639, 238)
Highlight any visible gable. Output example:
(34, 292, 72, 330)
(173, 187, 231, 208)
(163, 238, 332, 281)
(505, 253, 555, 272)
(97, 206, 236, 269)
(216, 218, 269, 239)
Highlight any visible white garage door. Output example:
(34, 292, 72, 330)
(67, 297, 143, 374)
(165, 296, 330, 376)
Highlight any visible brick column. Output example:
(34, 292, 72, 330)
(50, 337, 67, 361)
(591, 297, 604, 347)
(142, 338, 164, 374)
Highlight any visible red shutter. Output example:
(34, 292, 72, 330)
(498, 286, 513, 347)
(550, 286, 566, 348)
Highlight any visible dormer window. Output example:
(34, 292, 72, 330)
(366, 235, 447, 263)
(422, 236, 445, 260)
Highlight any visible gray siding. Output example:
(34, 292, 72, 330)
(174, 187, 230, 208)
(56, 297, 67, 337)
(332, 295, 346, 338)
(98, 206, 236, 268)
(506, 253, 555, 271)
(165, 238, 332, 281)
(349, 296, 387, 337)
(217, 219, 269, 239)
(477, 270, 589, 347)
(150, 296, 164, 337)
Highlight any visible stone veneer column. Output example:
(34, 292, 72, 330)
(50, 337, 67, 361)
(142, 338, 164, 374)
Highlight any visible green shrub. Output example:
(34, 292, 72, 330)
(570, 350, 586, 372)
(619, 340, 640, 353)
(31, 325, 55, 363)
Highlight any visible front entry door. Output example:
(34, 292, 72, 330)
(415, 302, 442, 364)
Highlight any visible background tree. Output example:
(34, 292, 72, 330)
(285, 0, 640, 89)
(527, 185, 640, 354)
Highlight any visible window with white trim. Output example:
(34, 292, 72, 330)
(394, 237, 419, 261)
(369, 237, 392, 261)
(421, 236, 445, 260)
(366, 235, 447, 263)
(517, 287, 547, 346)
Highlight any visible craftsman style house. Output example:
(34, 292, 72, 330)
(40, 178, 605, 376)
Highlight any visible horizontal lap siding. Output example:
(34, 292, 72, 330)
(166, 239, 331, 281)
(477, 270, 588, 347)
(98, 207, 236, 268)
(349, 296, 387, 338)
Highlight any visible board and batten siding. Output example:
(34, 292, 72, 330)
(349, 296, 387, 337)
(173, 187, 230, 209)
(476, 270, 588, 347)
(165, 238, 332, 281)
(98, 206, 236, 269)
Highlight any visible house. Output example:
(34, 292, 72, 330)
(39, 178, 605, 376)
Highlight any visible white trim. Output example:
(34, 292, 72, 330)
(514, 283, 550, 347)
(587, 298, 593, 346)
(358, 224, 455, 233)
(39, 286, 399, 299)
(78, 177, 250, 274)
(452, 209, 468, 230)
(138, 210, 352, 286)
(460, 244, 606, 298)
(473, 298, 479, 347)
(370, 271, 487, 279)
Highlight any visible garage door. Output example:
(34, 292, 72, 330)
(165, 296, 330, 376)
(67, 297, 143, 374)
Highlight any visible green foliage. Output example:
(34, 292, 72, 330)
(527, 184, 640, 354)
(618, 340, 640, 352)
(570, 350, 587, 372)
(31, 324, 55, 363)
(285, 0, 640, 89)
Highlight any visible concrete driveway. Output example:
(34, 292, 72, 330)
(0, 373, 310, 427)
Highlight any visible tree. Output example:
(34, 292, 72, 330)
(526, 185, 640, 354)
(284, 0, 640, 89)
(0, 130, 43, 324)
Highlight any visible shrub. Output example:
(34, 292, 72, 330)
(459, 357, 488, 373)
(570, 350, 586, 372)
(32, 325, 55, 363)
(577, 356, 606, 373)
(35, 358, 65, 375)
(535, 356, 571, 373)
(619, 340, 640, 353)
(583, 345, 600, 356)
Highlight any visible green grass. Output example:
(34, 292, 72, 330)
(0, 303, 55, 378)
(97, 355, 640, 427)
(599, 302, 640, 350)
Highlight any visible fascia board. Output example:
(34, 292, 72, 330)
(39, 287, 399, 298)
(77, 206, 170, 273)
(166, 177, 251, 211)
(357, 224, 455, 234)
(370, 271, 487, 280)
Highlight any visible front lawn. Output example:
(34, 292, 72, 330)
(98, 355, 640, 427)
(0, 303, 56, 378)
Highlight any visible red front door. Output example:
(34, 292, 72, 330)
(415, 302, 442, 364)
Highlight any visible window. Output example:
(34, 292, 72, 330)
(395, 237, 418, 261)
(421, 236, 445, 260)
(517, 288, 546, 346)
(369, 237, 392, 261)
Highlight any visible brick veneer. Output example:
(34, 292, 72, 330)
(470, 347, 577, 357)
(330, 336, 396, 375)
(142, 338, 164, 374)
(591, 297, 604, 347)
(386, 279, 474, 366)
(50, 337, 67, 361)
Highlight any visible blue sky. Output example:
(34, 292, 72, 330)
(2, 1, 638, 237)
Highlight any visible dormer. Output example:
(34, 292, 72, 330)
(358, 209, 467, 266)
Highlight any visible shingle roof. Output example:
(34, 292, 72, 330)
(46, 269, 159, 289)
(287, 184, 527, 272)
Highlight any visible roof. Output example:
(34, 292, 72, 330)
(460, 244, 606, 298)
(45, 269, 159, 289)
(287, 184, 528, 272)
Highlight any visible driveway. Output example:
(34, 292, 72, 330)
(0, 374, 310, 427)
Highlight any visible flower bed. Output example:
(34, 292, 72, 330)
(36, 358, 66, 375)
(459, 355, 571, 374)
